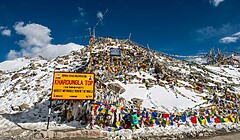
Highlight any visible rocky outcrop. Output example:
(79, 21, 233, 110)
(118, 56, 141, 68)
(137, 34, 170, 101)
(11, 73, 20, 80)
(19, 103, 30, 111)
(107, 83, 126, 94)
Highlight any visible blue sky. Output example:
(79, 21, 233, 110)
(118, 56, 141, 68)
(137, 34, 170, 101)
(1, 0, 240, 62)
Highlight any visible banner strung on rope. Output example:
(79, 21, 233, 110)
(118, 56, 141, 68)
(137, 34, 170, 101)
(51, 72, 95, 100)
(110, 48, 121, 56)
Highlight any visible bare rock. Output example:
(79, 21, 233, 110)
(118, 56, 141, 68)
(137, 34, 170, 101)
(64, 61, 69, 65)
(41, 131, 55, 139)
(11, 73, 19, 80)
(33, 132, 44, 139)
(11, 105, 20, 111)
(57, 59, 64, 65)
(21, 86, 28, 90)
(107, 83, 126, 94)
(199, 132, 204, 137)
(19, 103, 29, 111)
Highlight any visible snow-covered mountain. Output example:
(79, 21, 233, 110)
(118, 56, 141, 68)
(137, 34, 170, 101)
(0, 37, 239, 138)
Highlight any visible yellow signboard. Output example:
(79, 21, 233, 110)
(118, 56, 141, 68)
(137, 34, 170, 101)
(51, 72, 95, 100)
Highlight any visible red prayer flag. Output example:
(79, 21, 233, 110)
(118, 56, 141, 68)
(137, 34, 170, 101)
(191, 116, 197, 124)
(162, 113, 170, 118)
(214, 117, 220, 123)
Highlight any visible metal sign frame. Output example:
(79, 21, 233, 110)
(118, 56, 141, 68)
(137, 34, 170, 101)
(51, 71, 95, 100)
(110, 48, 121, 56)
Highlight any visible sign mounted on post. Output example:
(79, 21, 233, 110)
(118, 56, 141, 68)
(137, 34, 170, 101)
(51, 72, 95, 100)
(110, 48, 121, 56)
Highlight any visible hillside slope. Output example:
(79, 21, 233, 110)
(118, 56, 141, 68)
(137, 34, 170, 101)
(0, 37, 239, 134)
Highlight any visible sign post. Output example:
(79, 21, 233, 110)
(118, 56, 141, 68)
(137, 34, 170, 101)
(47, 99, 52, 130)
(47, 72, 95, 129)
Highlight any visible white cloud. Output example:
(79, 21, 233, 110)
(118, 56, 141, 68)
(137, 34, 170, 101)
(220, 31, 240, 43)
(197, 26, 217, 39)
(0, 26, 11, 36)
(7, 50, 21, 60)
(233, 32, 240, 36)
(97, 11, 103, 20)
(72, 19, 79, 23)
(78, 7, 85, 17)
(0, 26, 5, 30)
(7, 22, 83, 60)
(19, 43, 83, 60)
(14, 22, 52, 48)
(220, 36, 238, 43)
(197, 24, 240, 41)
(73, 7, 87, 24)
(1, 29, 11, 36)
(209, 0, 224, 7)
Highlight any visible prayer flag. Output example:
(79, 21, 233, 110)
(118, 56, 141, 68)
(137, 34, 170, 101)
(190, 116, 197, 124)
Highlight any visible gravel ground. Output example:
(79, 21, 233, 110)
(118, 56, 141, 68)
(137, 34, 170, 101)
(1, 126, 240, 140)
(189, 131, 240, 140)
(48, 132, 240, 140)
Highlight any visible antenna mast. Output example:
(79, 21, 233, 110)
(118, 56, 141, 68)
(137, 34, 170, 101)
(128, 33, 131, 40)
(93, 9, 109, 40)
(89, 9, 108, 56)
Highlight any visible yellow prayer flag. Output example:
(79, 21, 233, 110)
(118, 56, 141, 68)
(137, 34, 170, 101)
(152, 119, 156, 124)
(116, 121, 120, 126)
(202, 118, 206, 125)
(224, 118, 229, 122)
(166, 119, 170, 125)
(178, 82, 181, 87)
(230, 115, 235, 123)
(101, 108, 106, 114)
